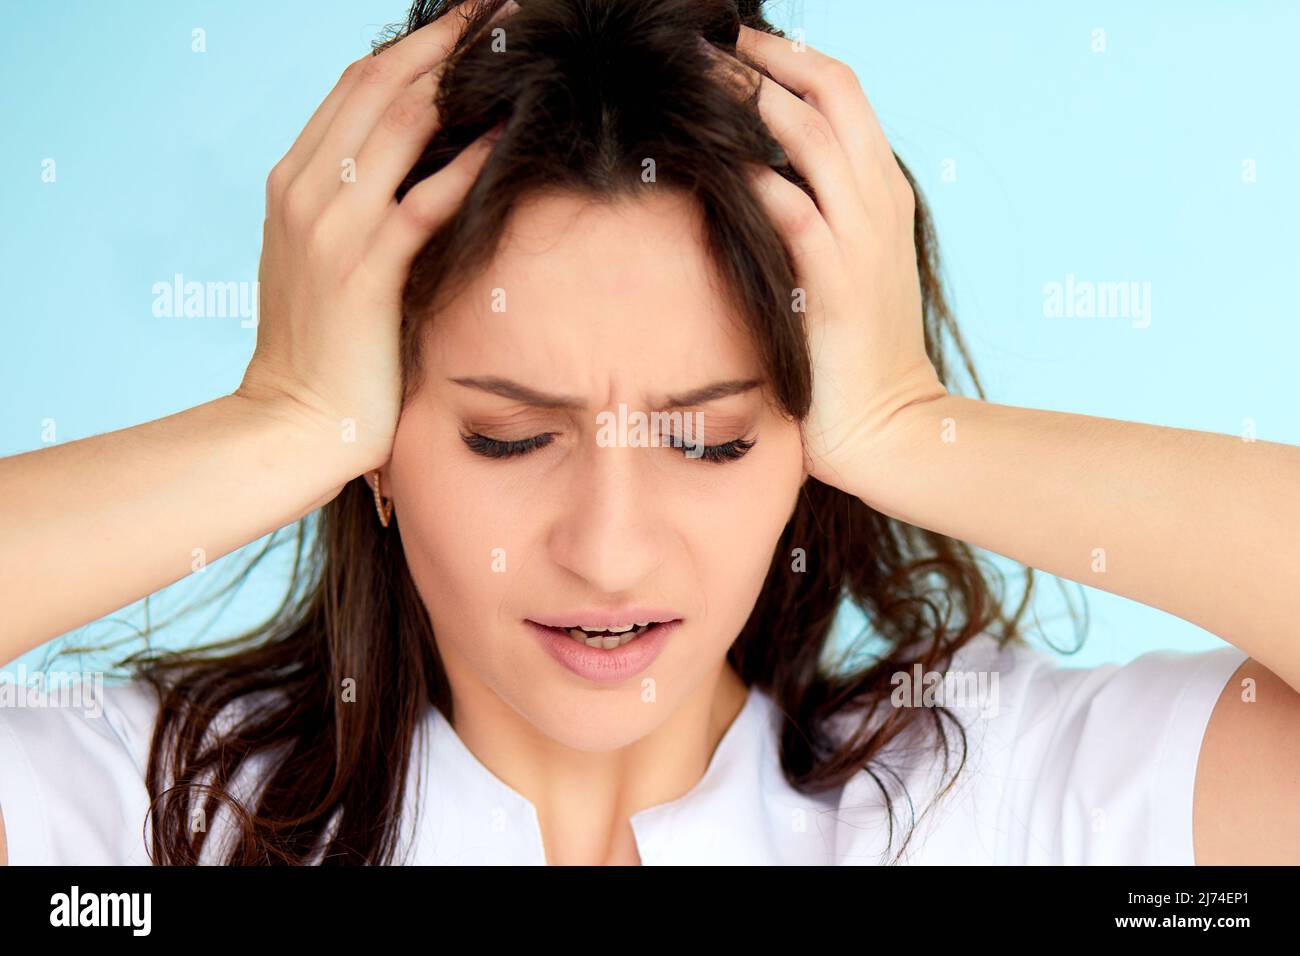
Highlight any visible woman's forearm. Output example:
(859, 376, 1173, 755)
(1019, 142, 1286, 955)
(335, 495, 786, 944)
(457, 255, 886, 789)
(843, 394, 1300, 690)
(0, 392, 362, 665)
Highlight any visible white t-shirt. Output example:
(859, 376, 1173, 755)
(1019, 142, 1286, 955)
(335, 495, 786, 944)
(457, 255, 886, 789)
(0, 633, 1247, 865)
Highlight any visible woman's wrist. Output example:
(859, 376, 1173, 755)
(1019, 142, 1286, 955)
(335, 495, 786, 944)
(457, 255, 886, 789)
(819, 390, 958, 513)
(226, 384, 391, 483)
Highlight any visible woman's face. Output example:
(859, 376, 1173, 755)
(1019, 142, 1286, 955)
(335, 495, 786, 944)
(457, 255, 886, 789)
(384, 188, 805, 749)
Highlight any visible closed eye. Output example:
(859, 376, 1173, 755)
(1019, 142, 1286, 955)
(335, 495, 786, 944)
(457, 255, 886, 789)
(664, 433, 755, 463)
(459, 430, 755, 463)
(460, 430, 556, 459)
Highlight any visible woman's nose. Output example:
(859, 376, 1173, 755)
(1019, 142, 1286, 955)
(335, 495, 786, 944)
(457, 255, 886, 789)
(546, 444, 665, 593)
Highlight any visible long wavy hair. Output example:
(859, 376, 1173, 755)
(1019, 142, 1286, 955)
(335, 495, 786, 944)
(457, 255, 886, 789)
(74, 0, 1078, 864)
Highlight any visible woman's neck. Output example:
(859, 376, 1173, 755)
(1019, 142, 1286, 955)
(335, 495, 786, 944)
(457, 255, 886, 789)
(445, 656, 751, 865)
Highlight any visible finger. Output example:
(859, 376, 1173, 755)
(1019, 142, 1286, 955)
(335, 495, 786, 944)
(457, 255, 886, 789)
(746, 163, 863, 473)
(334, 68, 443, 223)
(270, 53, 370, 194)
(297, 0, 519, 210)
(745, 163, 854, 320)
(705, 44, 869, 245)
(269, 0, 502, 199)
(736, 26, 903, 203)
(360, 130, 500, 296)
(736, 26, 886, 165)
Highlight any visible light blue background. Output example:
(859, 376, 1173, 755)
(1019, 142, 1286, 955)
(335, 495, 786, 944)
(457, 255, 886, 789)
(3, 0, 1297, 677)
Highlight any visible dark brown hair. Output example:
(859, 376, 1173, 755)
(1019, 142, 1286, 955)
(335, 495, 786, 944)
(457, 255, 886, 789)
(97, 0, 1065, 864)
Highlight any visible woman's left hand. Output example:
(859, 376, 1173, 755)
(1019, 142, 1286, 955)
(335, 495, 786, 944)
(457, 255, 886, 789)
(711, 26, 949, 493)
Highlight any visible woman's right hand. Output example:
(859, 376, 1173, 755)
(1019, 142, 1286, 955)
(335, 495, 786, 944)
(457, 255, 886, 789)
(0, 3, 522, 657)
(237, 1, 516, 473)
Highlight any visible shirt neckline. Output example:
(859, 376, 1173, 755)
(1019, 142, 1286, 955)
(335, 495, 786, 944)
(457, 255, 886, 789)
(423, 685, 767, 860)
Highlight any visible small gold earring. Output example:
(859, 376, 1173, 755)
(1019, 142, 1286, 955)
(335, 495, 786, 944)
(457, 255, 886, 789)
(369, 470, 393, 528)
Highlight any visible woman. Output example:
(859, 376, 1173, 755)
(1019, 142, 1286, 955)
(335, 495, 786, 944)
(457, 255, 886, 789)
(0, 0, 1296, 866)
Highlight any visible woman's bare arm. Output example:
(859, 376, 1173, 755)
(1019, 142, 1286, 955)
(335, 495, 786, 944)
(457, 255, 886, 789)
(0, 391, 358, 665)
(846, 397, 1300, 690)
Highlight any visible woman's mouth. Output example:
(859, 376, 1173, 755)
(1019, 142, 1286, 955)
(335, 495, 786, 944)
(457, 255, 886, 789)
(557, 622, 660, 649)
(524, 613, 682, 683)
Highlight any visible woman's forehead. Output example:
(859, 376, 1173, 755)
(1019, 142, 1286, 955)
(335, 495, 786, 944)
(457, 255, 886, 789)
(482, 190, 716, 299)
(424, 191, 757, 374)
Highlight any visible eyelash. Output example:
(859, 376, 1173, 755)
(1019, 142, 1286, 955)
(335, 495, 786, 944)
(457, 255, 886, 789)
(459, 431, 756, 464)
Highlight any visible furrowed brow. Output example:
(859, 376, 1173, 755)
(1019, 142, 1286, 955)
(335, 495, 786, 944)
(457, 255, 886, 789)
(447, 376, 764, 411)
(448, 376, 586, 410)
(658, 378, 763, 409)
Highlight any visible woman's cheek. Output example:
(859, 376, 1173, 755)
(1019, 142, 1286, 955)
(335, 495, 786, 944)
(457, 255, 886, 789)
(391, 443, 518, 642)
(687, 438, 805, 642)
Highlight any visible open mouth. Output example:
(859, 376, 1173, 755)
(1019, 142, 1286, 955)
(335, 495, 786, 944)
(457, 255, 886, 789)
(530, 620, 670, 650)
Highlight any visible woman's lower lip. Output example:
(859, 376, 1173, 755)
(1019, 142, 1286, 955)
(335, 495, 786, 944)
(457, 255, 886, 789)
(525, 619, 679, 684)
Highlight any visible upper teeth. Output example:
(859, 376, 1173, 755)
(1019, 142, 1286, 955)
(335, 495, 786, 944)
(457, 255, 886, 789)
(564, 622, 656, 650)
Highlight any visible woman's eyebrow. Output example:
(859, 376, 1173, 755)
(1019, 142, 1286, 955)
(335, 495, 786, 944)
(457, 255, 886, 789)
(447, 376, 763, 410)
